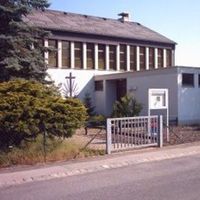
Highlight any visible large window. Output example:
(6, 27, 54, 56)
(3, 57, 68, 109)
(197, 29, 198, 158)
(87, 43, 94, 69)
(130, 45, 136, 71)
(62, 41, 70, 68)
(120, 44, 127, 71)
(74, 42, 83, 69)
(140, 46, 146, 70)
(98, 44, 105, 70)
(166, 49, 172, 67)
(157, 48, 163, 68)
(109, 45, 116, 70)
(149, 47, 155, 69)
(182, 73, 194, 87)
(48, 40, 58, 68)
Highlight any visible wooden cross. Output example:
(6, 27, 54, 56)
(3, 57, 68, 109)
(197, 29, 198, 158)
(65, 72, 76, 97)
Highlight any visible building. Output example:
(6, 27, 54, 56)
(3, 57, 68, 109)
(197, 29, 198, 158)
(24, 9, 200, 124)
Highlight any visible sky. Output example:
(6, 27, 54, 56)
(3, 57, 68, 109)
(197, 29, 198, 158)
(49, 0, 200, 67)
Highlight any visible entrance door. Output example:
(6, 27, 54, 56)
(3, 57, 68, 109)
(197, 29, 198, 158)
(116, 79, 127, 101)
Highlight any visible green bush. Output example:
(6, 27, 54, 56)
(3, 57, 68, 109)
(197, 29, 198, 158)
(112, 94, 142, 118)
(0, 79, 87, 150)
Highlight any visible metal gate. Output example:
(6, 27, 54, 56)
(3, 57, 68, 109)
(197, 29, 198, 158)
(106, 115, 163, 154)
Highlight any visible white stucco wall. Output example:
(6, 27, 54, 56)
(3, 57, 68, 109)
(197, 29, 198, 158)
(48, 69, 119, 111)
(177, 67, 200, 124)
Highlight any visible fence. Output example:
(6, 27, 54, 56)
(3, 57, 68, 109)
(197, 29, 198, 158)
(106, 115, 163, 154)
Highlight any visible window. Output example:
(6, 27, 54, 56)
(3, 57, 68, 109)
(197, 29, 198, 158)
(87, 43, 94, 69)
(149, 47, 155, 69)
(48, 40, 58, 68)
(157, 48, 163, 68)
(166, 49, 172, 67)
(109, 45, 116, 70)
(140, 46, 146, 70)
(130, 46, 136, 71)
(74, 42, 83, 68)
(62, 41, 70, 68)
(98, 44, 105, 70)
(182, 73, 194, 87)
(199, 75, 200, 87)
(120, 44, 127, 71)
(95, 81, 103, 91)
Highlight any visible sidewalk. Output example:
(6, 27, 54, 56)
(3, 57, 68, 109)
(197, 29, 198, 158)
(0, 142, 200, 188)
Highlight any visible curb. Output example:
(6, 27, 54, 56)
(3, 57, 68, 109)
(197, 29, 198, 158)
(0, 143, 200, 188)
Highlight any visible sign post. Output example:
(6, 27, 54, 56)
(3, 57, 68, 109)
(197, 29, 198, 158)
(148, 88, 169, 142)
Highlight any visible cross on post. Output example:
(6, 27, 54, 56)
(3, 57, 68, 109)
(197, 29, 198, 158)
(65, 72, 76, 97)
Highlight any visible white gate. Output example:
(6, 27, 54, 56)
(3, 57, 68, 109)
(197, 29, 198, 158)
(106, 115, 163, 154)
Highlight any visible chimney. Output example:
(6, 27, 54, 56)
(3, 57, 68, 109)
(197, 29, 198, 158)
(118, 12, 130, 22)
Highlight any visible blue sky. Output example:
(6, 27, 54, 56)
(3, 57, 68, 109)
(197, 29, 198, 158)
(49, 0, 200, 67)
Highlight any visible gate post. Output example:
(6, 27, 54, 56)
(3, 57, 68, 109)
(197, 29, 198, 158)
(106, 118, 112, 154)
(158, 115, 163, 148)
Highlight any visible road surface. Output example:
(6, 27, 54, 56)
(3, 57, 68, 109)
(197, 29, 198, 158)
(0, 154, 200, 200)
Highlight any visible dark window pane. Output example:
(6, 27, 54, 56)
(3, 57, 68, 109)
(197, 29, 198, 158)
(62, 41, 70, 68)
(74, 42, 83, 69)
(140, 46, 145, 70)
(199, 75, 200, 87)
(120, 44, 127, 71)
(182, 73, 194, 87)
(98, 44, 105, 70)
(109, 45, 116, 70)
(130, 46, 136, 71)
(87, 43, 94, 69)
(95, 81, 103, 91)
(166, 49, 172, 67)
(48, 40, 58, 68)
(158, 48, 163, 68)
(149, 47, 155, 69)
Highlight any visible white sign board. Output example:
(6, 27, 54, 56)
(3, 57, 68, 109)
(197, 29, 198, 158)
(149, 89, 168, 109)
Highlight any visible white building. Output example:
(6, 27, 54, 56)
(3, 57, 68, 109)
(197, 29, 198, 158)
(25, 9, 200, 124)
(95, 66, 200, 125)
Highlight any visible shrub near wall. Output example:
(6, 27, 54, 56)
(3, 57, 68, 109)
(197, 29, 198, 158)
(0, 79, 87, 150)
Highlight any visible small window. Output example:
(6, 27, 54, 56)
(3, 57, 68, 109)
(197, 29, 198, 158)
(199, 74, 200, 87)
(95, 81, 103, 91)
(182, 73, 194, 87)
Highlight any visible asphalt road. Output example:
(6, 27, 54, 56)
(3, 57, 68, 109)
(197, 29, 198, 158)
(1, 154, 200, 200)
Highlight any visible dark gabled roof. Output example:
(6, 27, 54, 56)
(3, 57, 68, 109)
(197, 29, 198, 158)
(24, 9, 176, 45)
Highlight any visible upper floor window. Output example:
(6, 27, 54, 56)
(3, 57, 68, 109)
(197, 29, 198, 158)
(130, 45, 136, 71)
(149, 47, 155, 69)
(157, 48, 163, 68)
(166, 49, 172, 67)
(120, 44, 127, 71)
(109, 45, 116, 70)
(62, 41, 70, 68)
(182, 73, 194, 87)
(48, 39, 58, 68)
(74, 42, 83, 69)
(87, 43, 94, 69)
(98, 44, 106, 70)
(140, 46, 146, 70)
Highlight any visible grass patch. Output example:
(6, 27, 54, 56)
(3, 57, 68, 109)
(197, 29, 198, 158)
(0, 135, 105, 168)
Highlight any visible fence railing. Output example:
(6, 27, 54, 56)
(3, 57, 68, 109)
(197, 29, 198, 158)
(106, 115, 163, 154)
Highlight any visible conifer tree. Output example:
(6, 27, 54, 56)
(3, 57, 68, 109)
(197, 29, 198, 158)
(0, 0, 50, 82)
